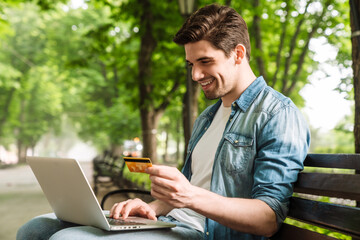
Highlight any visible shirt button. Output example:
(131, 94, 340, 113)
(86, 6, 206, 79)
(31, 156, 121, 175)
(235, 140, 239, 143)
(206, 232, 209, 236)
(232, 103, 236, 107)
(229, 118, 233, 122)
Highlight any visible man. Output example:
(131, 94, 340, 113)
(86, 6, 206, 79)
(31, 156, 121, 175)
(17, 4, 310, 240)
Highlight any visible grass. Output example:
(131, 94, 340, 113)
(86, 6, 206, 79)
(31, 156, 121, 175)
(0, 191, 52, 240)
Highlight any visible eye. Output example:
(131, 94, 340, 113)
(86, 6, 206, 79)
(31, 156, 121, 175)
(200, 59, 213, 65)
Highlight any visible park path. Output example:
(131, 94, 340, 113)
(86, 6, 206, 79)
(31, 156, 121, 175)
(0, 161, 94, 240)
(0, 161, 93, 193)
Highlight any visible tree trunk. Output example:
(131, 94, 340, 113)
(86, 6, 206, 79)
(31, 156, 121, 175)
(183, 67, 200, 160)
(16, 99, 27, 164)
(176, 119, 181, 162)
(191, 81, 200, 133)
(137, 0, 190, 163)
(137, 0, 158, 162)
(351, 0, 360, 153)
(17, 141, 27, 164)
(350, 0, 360, 208)
(140, 109, 161, 162)
(163, 125, 170, 163)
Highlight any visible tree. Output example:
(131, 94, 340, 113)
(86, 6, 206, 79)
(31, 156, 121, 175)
(251, 0, 348, 100)
(0, 0, 354, 167)
(350, 0, 360, 154)
(350, 0, 360, 208)
(33, 0, 186, 161)
(43, 2, 144, 153)
(0, 3, 63, 162)
(0, 63, 21, 145)
(158, 95, 185, 163)
(89, 0, 186, 162)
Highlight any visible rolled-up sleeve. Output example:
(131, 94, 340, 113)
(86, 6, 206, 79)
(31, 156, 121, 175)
(252, 103, 310, 226)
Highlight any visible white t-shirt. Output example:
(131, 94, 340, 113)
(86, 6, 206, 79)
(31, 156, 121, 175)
(167, 103, 231, 232)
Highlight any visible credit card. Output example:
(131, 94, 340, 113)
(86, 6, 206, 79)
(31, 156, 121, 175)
(123, 157, 152, 173)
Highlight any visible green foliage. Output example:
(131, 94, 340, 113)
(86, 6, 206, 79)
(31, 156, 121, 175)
(72, 97, 142, 150)
(0, 63, 21, 88)
(0, 3, 64, 152)
(15, 65, 63, 146)
(91, 0, 186, 109)
(0, 0, 354, 163)
(310, 106, 355, 153)
(0, 4, 356, 238)
(284, 218, 351, 239)
(311, 128, 355, 153)
(198, 0, 351, 108)
(122, 166, 151, 190)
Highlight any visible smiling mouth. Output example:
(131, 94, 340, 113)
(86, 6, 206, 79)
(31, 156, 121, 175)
(200, 78, 214, 87)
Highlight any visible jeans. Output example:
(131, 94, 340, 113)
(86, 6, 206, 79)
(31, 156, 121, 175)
(16, 213, 204, 240)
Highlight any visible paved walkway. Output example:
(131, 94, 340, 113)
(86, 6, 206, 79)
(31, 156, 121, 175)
(0, 162, 94, 240)
(0, 161, 93, 193)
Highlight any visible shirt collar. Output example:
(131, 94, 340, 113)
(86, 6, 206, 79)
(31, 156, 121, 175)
(234, 76, 266, 112)
(205, 76, 267, 117)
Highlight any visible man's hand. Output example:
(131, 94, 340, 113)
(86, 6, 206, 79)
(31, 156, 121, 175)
(146, 165, 195, 209)
(146, 165, 277, 236)
(109, 198, 157, 220)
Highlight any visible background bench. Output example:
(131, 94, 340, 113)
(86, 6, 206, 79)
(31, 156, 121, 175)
(93, 151, 125, 195)
(100, 153, 360, 239)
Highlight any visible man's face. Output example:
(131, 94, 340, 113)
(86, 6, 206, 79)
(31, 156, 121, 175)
(184, 40, 240, 105)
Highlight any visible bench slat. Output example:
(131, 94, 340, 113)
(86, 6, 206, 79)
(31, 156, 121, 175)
(287, 197, 360, 237)
(305, 154, 360, 170)
(271, 223, 337, 240)
(294, 172, 360, 201)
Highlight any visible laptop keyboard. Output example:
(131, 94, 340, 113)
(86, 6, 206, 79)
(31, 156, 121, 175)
(107, 218, 146, 226)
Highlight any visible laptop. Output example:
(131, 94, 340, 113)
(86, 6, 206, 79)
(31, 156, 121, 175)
(26, 156, 176, 231)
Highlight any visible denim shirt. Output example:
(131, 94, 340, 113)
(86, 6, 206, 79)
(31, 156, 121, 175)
(181, 76, 310, 240)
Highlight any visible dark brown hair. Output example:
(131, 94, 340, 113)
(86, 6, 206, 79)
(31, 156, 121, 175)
(173, 4, 251, 62)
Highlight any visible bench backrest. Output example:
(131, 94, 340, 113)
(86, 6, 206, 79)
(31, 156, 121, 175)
(272, 154, 360, 240)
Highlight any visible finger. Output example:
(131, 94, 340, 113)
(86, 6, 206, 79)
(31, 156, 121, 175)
(150, 182, 176, 200)
(120, 204, 131, 219)
(120, 199, 144, 219)
(112, 200, 129, 219)
(126, 202, 157, 221)
(150, 175, 179, 192)
(148, 211, 157, 220)
(146, 165, 179, 180)
(144, 206, 157, 221)
(150, 186, 165, 200)
(109, 203, 118, 217)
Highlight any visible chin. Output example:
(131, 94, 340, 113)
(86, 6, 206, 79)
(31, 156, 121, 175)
(203, 93, 219, 100)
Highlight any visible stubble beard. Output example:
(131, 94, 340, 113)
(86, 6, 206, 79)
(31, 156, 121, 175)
(203, 87, 228, 100)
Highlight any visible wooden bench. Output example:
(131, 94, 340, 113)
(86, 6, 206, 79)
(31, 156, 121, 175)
(101, 154, 360, 239)
(272, 153, 360, 240)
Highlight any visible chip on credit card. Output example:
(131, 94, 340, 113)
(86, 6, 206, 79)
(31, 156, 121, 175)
(123, 157, 152, 173)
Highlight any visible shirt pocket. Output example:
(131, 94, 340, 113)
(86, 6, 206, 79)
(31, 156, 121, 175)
(220, 133, 254, 174)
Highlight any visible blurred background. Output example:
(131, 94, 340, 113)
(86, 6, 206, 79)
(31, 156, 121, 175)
(0, 0, 359, 239)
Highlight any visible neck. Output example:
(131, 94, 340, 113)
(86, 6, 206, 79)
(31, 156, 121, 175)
(221, 63, 257, 107)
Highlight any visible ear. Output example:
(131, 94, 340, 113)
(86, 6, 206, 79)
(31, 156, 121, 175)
(234, 44, 246, 64)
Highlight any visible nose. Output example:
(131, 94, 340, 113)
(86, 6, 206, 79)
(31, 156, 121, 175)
(191, 65, 205, 82)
